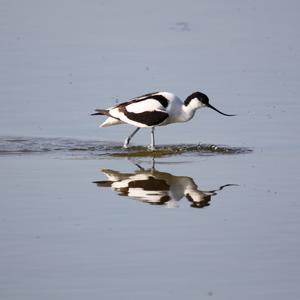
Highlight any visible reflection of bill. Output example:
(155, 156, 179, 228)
(93, 164, 236, 208)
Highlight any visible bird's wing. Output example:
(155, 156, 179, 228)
(125, 98, 166, 113)
(118, 92, 169, 109)
(109, 93, 170, 127)
(128, 91, 161, 101)
(115, 107, 169, 127)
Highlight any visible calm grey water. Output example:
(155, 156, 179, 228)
(1, 1, 300, 299)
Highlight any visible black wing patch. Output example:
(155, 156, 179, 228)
(124, 110, 168, 126)
(91, 109, 110, 116)
(116, 92, 169, 109)
(150, 94, 168, 108)
(128, 177, 170, 191)
(129, 91, 160, 101)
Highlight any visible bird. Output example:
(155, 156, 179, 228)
(93, 164, 237, 208)
(91, 91, 235, 149)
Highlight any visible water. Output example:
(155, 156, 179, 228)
(0, 136, 251, 157)
(0, 136, 299, 300)
(1, 1, 300, 299)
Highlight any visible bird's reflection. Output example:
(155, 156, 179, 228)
(93, 161, 236, 208)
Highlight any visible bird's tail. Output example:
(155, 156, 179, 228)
(90, 109, 110, 116)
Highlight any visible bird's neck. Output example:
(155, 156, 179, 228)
(180, 102, 201, 122)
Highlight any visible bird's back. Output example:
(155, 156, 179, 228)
(94, 91, 185, 128)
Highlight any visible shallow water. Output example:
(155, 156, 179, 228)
(0, 136, 251, 157)
(1, 1, 300, 299)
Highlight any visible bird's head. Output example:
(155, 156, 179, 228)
(184, 91, 236, 116)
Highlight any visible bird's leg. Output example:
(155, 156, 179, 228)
(151, 157, 156, 172)
(123, 127, 140, 148)
(149, 127, 156, 150)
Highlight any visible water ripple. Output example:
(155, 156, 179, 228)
(0, 136, 252, 158)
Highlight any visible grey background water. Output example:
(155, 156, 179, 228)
(1, 1, 300, 299)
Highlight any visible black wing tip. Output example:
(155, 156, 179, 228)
(90, 109, 109, 116)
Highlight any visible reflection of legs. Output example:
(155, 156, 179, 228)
(149, 127, 155, 150)
(124, 127, 140, 148)
(151, 157, 156, 172)
(128, 156, 156, 172)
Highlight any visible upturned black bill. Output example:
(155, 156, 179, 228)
(207, 103, 236, 116)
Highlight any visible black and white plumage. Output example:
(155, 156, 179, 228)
(93, 166, 236, 208)
(91, 91, 235, 149)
